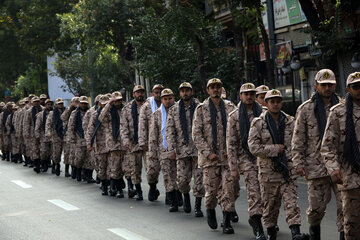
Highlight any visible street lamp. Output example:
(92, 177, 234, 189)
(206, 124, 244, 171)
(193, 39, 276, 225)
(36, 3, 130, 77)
(281, 60, 291, 73)
(351, 52, 360, 69)
(290, 56, 301, 71)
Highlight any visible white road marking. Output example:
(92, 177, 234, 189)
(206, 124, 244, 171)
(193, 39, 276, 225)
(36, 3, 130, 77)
(11, 180, 32, 189)
(48, 199, 79, 211)
(107, 228, 149, 240)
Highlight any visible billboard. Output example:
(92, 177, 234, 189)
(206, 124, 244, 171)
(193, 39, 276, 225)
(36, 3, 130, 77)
(273, 0, 307, 29)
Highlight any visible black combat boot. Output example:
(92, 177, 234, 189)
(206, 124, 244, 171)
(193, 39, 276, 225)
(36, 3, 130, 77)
(1, 152, 4, 160)
(13, 154, 19, 163)
(5, 151, 10, 161)
(231, 211, 239, 223)
(135, 184, 143, 201)
(71, 166, 77, 179)
(169, 190, 178, 212)
(290, 224, 309, 240)
(55, 163, 61, 176)
(119, 177, 125, 189)
(248, 215, 266, 240)
(18, 154, 23, 163)
(165, 192, 170, 205)
(183, 193, 191, 213)
(148, 183, 160, 201)
(41, 159, 48, 172)
(176, 190, 183, 207)
(64, 164, 71, 177)
(96, 176, 101, 184)
(87, 170, 96, 183)
(223, 211, 234, 234)
(127, 178, 137, 198)
(309, 225, 320, 240)
(101, 180, 108, 196)
(28, 159, 34, 168)
(33, 159, 41, 173)
(339, 231, 344, 240)
(109, 179, 117, 197)
(267, 226, 277, 240)
(51, 162, 56, 174)
(10, 153, 15, 162)
(206, 209, 217, 229)
(76, 168, 82, 181)
(194, 197, 203, 217)
(116, 179, 124, 198)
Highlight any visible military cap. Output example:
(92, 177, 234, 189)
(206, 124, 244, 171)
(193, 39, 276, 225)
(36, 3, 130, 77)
(31, 96, 40, 102)
(133, 85, 145, 93)
(18, 100, 24, 105)
(45, 99, 54, 104)
(240, 83, 257, 93)
(5, 102, 13, 108)
(99, 95, 110, 105)
(79, 96, 89, 104)
(256, 85, 270, 95)
(206, 78, 222, 88)
(71, 97, 80, 103)
(28, 94, 36, 99)
(264, 89, 283, 100)
(23, 97, 30, 103)
(39, 94, 47, 99)
(346, 72, 360, 86)
(0, 102, 5, 107)
(315, 69, 336, 84)
(94, 95, 101, 103)
(179, 82, 193, 90)
(152, 84, 164, 91)
(112, 91, 123, 100)
(13, 105, 19, 110)
(161, 88, 174, 98)
(55, 98, 64, 104)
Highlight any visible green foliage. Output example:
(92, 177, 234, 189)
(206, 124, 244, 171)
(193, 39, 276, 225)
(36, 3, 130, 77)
(12, 65, 47, 97)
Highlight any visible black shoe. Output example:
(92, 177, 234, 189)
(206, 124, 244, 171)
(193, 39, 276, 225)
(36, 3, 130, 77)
(119, 178, 126, 189)
(231, 211, 239, 223)
(148, 183, 160, 201)
(55, 163, 61, 176)
(71, 166, 77, 179)
(223, 211, 234, 234)
(18, 155, 23, 163)
(127, 178, 137, 199)
(183, 193, 191, 213)
(109, 179, 117, 197)
(176, 190, 183, 207)
(41, 160, 48, 172)
(206, 209, 217, 229)
(267, 226, 277, 240)
(135, 184, 143, 201)
(28, 160, 34, 168)
(116, 188, 125, 198)
(340, 231, 344, 240)
(96, 176, 101, 184)
(101, 180, 108, 196)
(165, 192, 170, 205)
(309, 225, 320, 240)
(33, 159, 41, 173)
(290, 224, 309, 240)
(76, 168, 82, 181)
(65, 164, 71, 177)
(51, 162, 56, 174)
(87, 170, 96, 183)
(248, 215, 266, 240)
(194, 197, 203, 217)
(169, 190, 178, 212)
(5, 152, 10, 161)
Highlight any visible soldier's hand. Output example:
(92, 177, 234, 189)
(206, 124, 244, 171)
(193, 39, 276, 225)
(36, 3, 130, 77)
(230, 170, 239, 181)
(109, 98, 116, 105)
(87, 145, 93, 151)
(278, 144, 285, 153)
(330, 170, 343, 184)
(141, 145, 148, 151)
(296, 167, 306, 177)
(169, 151, 176, 160)
(209, 153, 219, 161)
(125, 144, 130, 150)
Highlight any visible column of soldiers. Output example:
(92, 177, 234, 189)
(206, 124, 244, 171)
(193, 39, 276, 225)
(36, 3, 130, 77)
(1, 69, 360, 240)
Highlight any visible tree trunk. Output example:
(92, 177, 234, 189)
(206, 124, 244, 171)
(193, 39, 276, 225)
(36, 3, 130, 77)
(298, 0, 321, 31)
(195, 33, 207, 95)
(232, 22, 245, 82)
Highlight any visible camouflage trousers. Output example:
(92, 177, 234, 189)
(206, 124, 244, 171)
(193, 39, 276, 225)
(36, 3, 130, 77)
(25, 138, 32, 158)
(40, 141, 52, 161)
(63, 142, 70, 165)
(11, 135, 20, 155)
(177, 156, 204, 197)
(68, 142, 76, 166)
(160, 158, 177, 193)
(109, 150, 125, 179)
(97, 152, 110, 180)
(342, 187, 360, 240)
(3, 135, 11, 152)
(260, 180, 301, 228)
(74, 145, 90, 169)
(52, 140, 63, 164)
(306, 176, 343, 231)
(30, 137, 40, 160)
(242, 169, 263, 217)
(129, 151, 146, 185)
(146, 152, 161, 184)
(123, 154, 132, 179)
(203, 165, 235, 212)
(90, 150, 99, 173)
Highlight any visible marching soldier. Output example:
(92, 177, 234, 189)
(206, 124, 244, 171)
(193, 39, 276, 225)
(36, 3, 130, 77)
(138, 84, 164, 201)
(1, 102, 13, 161)
(13, 101, 25, 163)
(321, 72, 360, 240)
(248, 89, 309, 240)
(45, 98, 66, 176)
(120, 85, 147, 200)
(39, 94, 47, 107)
(255, 85, 269, 107)
(19, 98, 31, 166)
(166, 82, 204, 216)
(35, 99, 53, 173)
(292, 69, 343, 240)
(6, 103, 17, 162)
(192, 78, 236, 234)
(227, 83, 266, 240)
(0, 102, 5, 160)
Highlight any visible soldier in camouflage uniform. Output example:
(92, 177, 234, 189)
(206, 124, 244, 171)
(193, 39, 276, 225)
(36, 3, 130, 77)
(35, 99, 53, 173)
(18, 98, 31, 165)
(45, 98, 66, 176)
(39, 94, 47, 107)
(166, 82, 204, 216)
(227, 83, 266, 240)
(121, 85, 146, 200)
(13, 101, 25, 163)
(1, 102, 13, 162)
(192, 78, 236, 234)
(149, 88, 181, 211)
(255, 85, 269, 107)
(321, 72, 360, 240)
(21, 95, 35, 167)
(248, 89, 309, 240)
(292, 69, 343, 240)
(6, 103, 18, 162)
(138, 84, 164, 201)
(0, 102, 5, 160)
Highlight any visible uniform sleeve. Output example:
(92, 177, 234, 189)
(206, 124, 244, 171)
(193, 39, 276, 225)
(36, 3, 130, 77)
(320, 110, 341, 174)
(61, 107, 72, 122)
(98, 103, 111, 123)
(192, 106, 211, 159)
(165, 108, 177, 153)
(138, 103, 149, 147)
(291, 107, 307, 169)
(226, 113, 239, 173)
(248, 118, 279, 158)
(5, 115, 11, 134)
(45, 111, 53, 139)
(23, 111, 30, 138)
(67, 112, 76, 143)
(148, 113, 159, 159)
(85, 112, 96, 146)
(34, 113, 42, 139)
(120, 106, 131, 147)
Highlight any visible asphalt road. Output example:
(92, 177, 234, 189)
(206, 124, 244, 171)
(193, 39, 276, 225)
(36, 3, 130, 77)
(0, 160, 340, 240)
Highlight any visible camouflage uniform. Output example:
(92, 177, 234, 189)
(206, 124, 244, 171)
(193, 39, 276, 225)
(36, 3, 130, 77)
(11, 108, 22, 156)
(227, 104, 263, 217)
(61, 107, 75, 166)
(5, 111, 16, 158)
(83, 106, 97, 171)
(192, 97, 236, 212)
(0, 109, 12, 155)
(166, 99, 204, 197)
(46, 108, 65, 164)
(14, 106, 26, 157)
(35, 110, 52, 162)
(20, 104, 32, 161)
(248, 111, 301, 228)
(321, 99, 360, 240)
(23, 106, 43, 161)
(292, 96, 343, 231)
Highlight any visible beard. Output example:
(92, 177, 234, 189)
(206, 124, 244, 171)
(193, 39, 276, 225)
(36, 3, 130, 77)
(135, 96, 145, 102)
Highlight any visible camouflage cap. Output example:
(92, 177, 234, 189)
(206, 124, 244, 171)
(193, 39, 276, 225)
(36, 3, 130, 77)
(315, 69, 336, 84)
(256, 85, 270, 95)
(240, 83, 257, 93)
(13, 105, 19, 110)
(79, 96, 89, 104)
(71, 97, 80, 103)
(23, 97, 30, 103)
(94, 94, 101, 103)
(0, 102, 5, 107)
(112, 91, 123, 100)
(28, 94, 36, 99)
(264, 89, 283, 100)
(99, 95, 110, 105)
(346, 72, 360, 86)
(206, 78, 222, 88)
(179, 82, 192, 90)
(45, 99, 54, 104)
(152, 84, 164, 91)
(160, 88, 174, 98)
(55, 98, 64, 104)
(39, 94, 47, 99)
(31, 96, 40, 102)
(133, 85, 145, 93)
(18, 100, 24, 105)
(6, 102, 14, 108)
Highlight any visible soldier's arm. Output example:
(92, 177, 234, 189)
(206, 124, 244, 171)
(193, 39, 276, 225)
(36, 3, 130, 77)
(61, 107, 72, 122)
(291, 108, 307, 170)
(120, 106, 131, 147)
(148, 112, 159, 159)
(248, 118, 279, 158)
(34, 113, 42, 139)
(5, 115, 11, 134)
(67, 112, 76, 142)
(138, 104, 148, 147)
(165, 108, 177, 154)
(226, 112, 239, 174)
(45, 111, 53, 139)
(85, 112, 96, 146)
(192, 106, 212, 159)
(98, 102, 111, 123)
